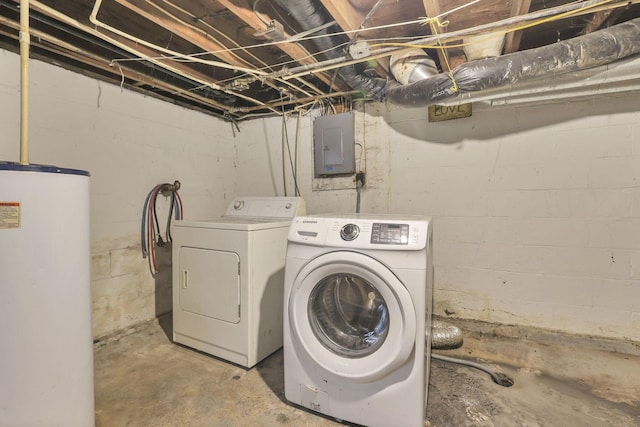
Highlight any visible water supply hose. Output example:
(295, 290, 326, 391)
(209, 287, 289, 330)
(141, 181, 183, 276)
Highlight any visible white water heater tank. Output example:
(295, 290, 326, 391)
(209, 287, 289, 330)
(0, 163, 95, 427)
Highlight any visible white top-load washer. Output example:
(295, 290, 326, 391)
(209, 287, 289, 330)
(172, 196, 306, 368)
(284, 214, 433, 427)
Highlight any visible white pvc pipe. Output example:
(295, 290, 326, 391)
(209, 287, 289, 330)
(19, 0, 29, 165)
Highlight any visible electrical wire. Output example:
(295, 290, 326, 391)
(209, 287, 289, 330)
(78, 0, 620, 116)
(281, 105, 301, 197)
(107, 0, 481, 67)
(141, 182, 183, 276)
(370, 0, 615, 51)
(252, 0, 269, 26)
(294, 110, 301, 197)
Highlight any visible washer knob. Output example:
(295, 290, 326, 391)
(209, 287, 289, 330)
(233, 200, 244, 210)
(340, 223, 360, 241)
(285, 203, 292, 209)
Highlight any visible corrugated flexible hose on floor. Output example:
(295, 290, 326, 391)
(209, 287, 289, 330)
(430, 319, 514, 387)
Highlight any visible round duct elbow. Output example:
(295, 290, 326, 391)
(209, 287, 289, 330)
(430, 319, 464, 350)
(389, 49, 438, 85)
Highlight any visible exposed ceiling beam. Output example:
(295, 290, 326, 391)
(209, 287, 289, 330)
(0, 22, 232, 116)
(422, 0, 466, 70)
(242, 90, 358, 112)
(216, 0, 339, 89)
(28, 0, 257, 117)
(504, 0, 532, 54)
(281, 0, 640, 81)
(320, 0, 390, 78)
(582, 7, 626, 34)
(111, 0, 318, 99)
(113, 0, 254, 69)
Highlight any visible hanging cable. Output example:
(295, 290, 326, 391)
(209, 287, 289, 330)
(294, 110, 302, 197)
(141, 181, 183, 276)
(281, 105, 301, 197)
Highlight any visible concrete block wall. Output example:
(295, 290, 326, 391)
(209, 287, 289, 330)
(235, 105, 391, 213)
(236, 95, 640, 341)
(1, 50, 236, 338)
(3, 47, 639, 341)
(378, 97, 639, 340)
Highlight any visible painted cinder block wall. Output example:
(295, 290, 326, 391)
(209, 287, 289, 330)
(236, 97, 640, 342)
(3, 48, 639, 341)
(0, 50, 237, 338)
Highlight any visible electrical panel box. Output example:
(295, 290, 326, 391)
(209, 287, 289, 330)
(313, 112, 355, 177)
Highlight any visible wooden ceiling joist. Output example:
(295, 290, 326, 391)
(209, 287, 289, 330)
(504, 0, 533, 54)
(216, 0, 339, 89)
(0, 22, 231, 116)
(111, 0, 318, 100)
(319, 0, 390, 78)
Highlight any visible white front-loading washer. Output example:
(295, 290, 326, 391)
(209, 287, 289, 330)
(284, 214, 433, 427)
(172, 196, 305, 368)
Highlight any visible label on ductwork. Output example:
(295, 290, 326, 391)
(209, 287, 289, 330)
(0, 202, 21, 229)
(428, 103, 472, 122)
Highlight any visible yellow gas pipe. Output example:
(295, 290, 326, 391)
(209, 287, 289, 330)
(19, 0, 29, 165)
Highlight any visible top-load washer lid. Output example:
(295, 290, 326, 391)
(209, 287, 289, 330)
(225, 196, 306, 219)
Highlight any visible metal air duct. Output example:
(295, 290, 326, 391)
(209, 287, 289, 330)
(386, 17, 640, 106)
(272, 0, 640, 107)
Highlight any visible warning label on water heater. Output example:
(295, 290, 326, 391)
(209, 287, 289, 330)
(0, 202, 21, 229)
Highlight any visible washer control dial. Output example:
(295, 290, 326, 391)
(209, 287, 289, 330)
(340, 223, 360, 241)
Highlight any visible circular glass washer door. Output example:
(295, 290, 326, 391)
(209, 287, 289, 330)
(288, 251, 417, 382)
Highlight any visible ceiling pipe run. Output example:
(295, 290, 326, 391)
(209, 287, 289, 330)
(276, 0, 639, 84)
(19, 0, 29, 165)
(386, 17, 640, 106)
(440, 54, 640, 106)
(272, 0, 640, 108)
(270, 0, 388, 99)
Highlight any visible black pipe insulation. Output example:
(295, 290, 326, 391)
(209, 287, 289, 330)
(270, 0, 640, 106)
(386, 17, 640, 106)
(270, 0, 387, 99)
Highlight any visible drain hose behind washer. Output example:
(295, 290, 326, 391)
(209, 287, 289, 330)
(428, 319, 513, 387)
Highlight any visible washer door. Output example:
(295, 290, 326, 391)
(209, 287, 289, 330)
(288, 251, 416, 382)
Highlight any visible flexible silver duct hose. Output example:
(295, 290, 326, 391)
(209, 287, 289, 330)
(430, 319, 464, 349)
(429, 320, 513, 387)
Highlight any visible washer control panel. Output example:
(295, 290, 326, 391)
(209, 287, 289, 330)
(371, 223, 409, 245)
(288, 215, 430, 251)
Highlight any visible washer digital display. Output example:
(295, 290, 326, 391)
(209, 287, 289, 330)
(371, 223, 409, 245)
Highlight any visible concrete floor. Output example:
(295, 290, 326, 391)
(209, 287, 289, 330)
(94, 316, 640, 427)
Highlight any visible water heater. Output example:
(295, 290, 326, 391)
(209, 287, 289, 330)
(0, 162, 95, 426)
